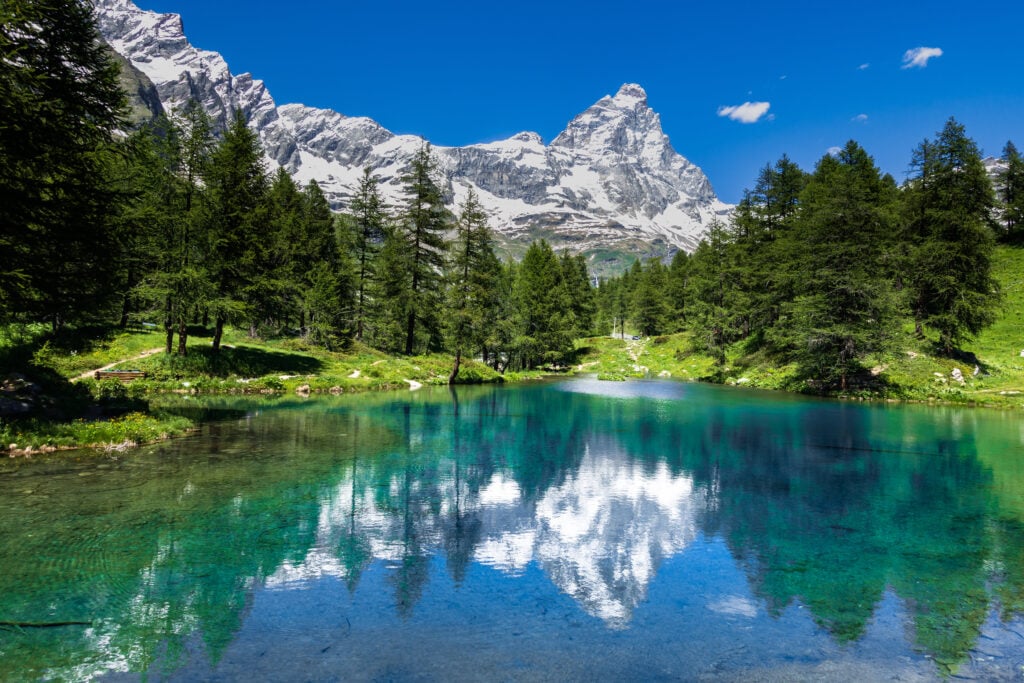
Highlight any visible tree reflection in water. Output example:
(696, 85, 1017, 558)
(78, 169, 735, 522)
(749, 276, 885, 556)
(0, 380, 1022, 679)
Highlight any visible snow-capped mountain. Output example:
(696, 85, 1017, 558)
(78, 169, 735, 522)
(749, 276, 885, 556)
(94, 0, 731, 271)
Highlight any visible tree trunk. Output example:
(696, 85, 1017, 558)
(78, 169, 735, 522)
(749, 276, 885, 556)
(405, 311, 416, 355)
(448, 348, 462, 385)
(164, 296, 174, 354)
(212, 317, 225, 352)
(177, 320, 188, 356)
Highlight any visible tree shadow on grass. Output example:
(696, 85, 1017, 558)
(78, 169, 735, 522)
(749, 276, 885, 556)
(148, 345, 324, 379)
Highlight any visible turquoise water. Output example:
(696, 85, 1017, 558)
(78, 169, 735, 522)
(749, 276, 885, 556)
(1, 379, 1024, 680)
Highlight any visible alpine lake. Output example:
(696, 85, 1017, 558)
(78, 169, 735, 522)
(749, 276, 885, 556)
(2, 378, 1024, 681)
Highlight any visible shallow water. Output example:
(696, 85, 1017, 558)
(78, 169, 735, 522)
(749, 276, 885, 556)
(1, 379, 1024, 680)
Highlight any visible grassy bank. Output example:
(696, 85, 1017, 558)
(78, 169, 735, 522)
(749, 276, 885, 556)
(5, 245, 1023, 455)
(0, 323, 549, 456)
(576, 246, 1024, 408)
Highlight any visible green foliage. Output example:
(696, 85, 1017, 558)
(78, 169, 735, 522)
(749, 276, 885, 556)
(444, 190, 501, 381)
(396, 144, 450, 355)
(685, 220, 737, 367)
(0, 0, 126, 325)
(771, 141, 901, 390)
(508, 240, 575, 370)
(905, 118, 1000, 354)
(998, 140, 1024, 243)
(347, 168, 387, 342)
(202, 109, 269, 350)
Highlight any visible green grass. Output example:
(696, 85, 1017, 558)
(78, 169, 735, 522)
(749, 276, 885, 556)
(574, 246, 1024, 408)
(0, 411, 193, 454)
(6, 246, 1024, 456)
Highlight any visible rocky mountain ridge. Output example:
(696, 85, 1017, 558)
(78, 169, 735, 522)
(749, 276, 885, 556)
(94, 0, 731, 272)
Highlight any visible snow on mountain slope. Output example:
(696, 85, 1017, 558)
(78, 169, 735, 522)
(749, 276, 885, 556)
(94, 0, 732, 271)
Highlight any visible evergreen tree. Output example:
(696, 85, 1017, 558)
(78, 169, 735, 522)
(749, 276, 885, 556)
(117, 114, 211, 355)
(560, 252, 596, 338)
(685, 220, 736, 368)
(632, 259, 671, 336)
(773, 141, 900, 390)
(998, 141, 1024, 243)
(730, 156, 808, 340)
(349, 168, 387, 341)
(0, 0, 126, 325)
(369, 224, 413, 354)
(201, 109, 269, 351)
(444, 190, 500, 382)
(397, 144, 450, 354)
(260, 167, 305, 331)
(304, 180, 352, 346)
(510, 240, 574, 370)
(483, 259, 519, 371)
(666, 250, 689, 330)
(905, 119, 1000, 354)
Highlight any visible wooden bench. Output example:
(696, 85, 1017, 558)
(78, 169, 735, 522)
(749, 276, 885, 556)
(94, 371, 147, 382)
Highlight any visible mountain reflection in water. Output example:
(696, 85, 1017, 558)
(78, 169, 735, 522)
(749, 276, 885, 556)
(1, 379, 1023, 680)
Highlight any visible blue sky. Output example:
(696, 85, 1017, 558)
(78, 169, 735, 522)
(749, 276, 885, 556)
(137, 0, 1023, 203)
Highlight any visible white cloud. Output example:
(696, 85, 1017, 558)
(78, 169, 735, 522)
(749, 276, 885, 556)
(827, 146, 842, 157)
(717, 101, 771, 124)
(858, 63, 870, 70)
(852, 113, 869, 123)
(902, 47, 943, 69)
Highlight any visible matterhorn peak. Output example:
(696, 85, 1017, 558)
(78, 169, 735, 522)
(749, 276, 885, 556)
(612, 83, 649, 107)
(94, 1, 731, 273)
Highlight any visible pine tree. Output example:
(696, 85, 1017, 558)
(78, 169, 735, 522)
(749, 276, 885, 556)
(302, 180, 352, 347)
(560, 253, 596, 338)
(632, 259, 671, 336)
(0, 0, 126, 325)
(685, 220, 735, 369)
(510, 240, 574, 370)
(730, 156, 807, 340)
(905, 119, 1000, 354)
(261, 167, 305, 331)
(666, 250, 689, 330)
(349, 168, 387, 341)
(998, 141, 1024, 243)
(397, 144, 450, 354)
(444, 190, 500, 382)
(201, 109, 269, 351)
(368, 224, 413, 354)
(117, 114, 212, 355)
(774, 141, 900, 390)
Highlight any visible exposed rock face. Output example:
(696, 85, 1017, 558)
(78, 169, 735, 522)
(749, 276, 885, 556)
(94, 0, 732, 273)
(107, 46, 163, 126)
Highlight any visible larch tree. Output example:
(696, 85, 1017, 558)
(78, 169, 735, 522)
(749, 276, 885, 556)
(444, 190, 500, 383)
(0, 0, 126, 326)
(510, 240, 574, 370)
(905, 119, 1000, 354)
(998, 141, 1024, 243)
(348, 168, 387, 341)
(201, 109, 269, 351)
(397, 144, 450, 355)
(685, 220, 736, 369)
(775, 141, 900, 390)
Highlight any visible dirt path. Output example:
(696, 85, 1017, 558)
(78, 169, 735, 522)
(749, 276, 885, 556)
(625, 337, 649, 374)
(71, 347, 164, 383)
